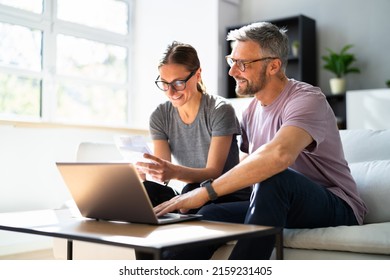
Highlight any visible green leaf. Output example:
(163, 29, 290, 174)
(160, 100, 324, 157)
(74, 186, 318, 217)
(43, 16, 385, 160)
(321, 44, 360, 78)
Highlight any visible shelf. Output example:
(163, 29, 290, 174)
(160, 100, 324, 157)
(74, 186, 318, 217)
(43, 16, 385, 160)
(326, 93, 346, 129)
(287, 56, 299, 61)
(325, 93, 346, 100)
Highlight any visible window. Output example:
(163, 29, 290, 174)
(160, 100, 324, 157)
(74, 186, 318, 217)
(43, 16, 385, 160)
(0, 22, 42, 118)
(57, 0, 128, 34)
(0, 0, 43, 14)
(0, 0, 132, 126)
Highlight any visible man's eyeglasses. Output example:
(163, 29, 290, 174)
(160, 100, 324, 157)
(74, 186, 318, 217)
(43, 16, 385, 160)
(225, 56, 278, 72)
(155, 71, 196, 92)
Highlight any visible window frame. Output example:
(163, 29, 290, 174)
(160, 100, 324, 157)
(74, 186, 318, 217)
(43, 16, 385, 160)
(0, 0, 133, 127)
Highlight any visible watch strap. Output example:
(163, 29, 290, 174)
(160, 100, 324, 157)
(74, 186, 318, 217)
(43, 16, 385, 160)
(200, 179, 218, 201)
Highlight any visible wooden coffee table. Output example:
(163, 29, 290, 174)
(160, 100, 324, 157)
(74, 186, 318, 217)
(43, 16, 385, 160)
(0, 209, 283, 260)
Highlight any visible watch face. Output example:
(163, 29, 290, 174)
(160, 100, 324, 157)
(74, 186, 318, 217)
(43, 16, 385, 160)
(201, 179, 212, 187)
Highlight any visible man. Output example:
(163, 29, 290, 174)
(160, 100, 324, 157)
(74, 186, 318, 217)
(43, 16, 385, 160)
(154, 22, 368, 259)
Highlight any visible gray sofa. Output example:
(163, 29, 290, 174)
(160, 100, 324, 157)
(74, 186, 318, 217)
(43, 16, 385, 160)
(53, 129, 390, 260)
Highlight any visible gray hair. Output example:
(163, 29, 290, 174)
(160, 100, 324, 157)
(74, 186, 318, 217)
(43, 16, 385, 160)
(227, 22, 289, 71)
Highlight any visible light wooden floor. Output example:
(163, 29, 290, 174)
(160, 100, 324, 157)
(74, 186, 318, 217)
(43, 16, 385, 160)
(0, 249, 55, 260)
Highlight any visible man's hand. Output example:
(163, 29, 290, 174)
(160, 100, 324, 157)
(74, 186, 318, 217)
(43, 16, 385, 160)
(154, 187, 209, 216)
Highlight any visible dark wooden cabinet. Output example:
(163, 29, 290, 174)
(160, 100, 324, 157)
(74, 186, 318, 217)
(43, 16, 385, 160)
(225, 14, 317, 98)
(326, 93, 346, 129)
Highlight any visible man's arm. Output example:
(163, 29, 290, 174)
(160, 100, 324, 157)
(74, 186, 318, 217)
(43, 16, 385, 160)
(212, 125, 313, 196)
(154, 125, 313, 216)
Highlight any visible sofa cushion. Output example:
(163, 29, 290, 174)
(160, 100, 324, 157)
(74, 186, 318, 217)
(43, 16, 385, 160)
(349, 160, 390, 224)
(340, 129, 390, 163)
(284, 222, 390, 255)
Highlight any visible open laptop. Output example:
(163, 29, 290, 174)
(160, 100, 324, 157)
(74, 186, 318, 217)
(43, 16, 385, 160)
(56, 162, 201, 225)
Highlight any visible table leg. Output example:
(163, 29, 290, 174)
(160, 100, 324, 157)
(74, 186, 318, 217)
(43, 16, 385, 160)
(67, 239, 73, 260)
(135, 250, 161, 260)
(275, 229, 284, 260)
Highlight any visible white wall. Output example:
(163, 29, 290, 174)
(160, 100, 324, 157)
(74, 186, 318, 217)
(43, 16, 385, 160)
(240, 0, 390, 94)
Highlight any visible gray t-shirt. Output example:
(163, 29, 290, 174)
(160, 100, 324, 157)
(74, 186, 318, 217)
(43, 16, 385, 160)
(149, 93, 241, 174)
(241, 79, 368, 225)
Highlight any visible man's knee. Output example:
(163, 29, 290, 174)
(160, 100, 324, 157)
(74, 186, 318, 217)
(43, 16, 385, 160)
(254, 169, 293, 197)
(197, 203, 221, 221)
(198, 201, 249, 223)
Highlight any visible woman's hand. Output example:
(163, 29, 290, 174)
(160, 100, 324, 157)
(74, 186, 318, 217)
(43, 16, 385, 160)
(135, 153, 176, 183)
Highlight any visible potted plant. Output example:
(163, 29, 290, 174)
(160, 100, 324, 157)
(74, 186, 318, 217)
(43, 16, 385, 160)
(386, 80, 390, 88)
(321, 44, 360, 94)
(291, 40, 299, 57)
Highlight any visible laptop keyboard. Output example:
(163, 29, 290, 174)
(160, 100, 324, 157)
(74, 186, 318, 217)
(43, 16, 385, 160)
(159, 213, 190, 219)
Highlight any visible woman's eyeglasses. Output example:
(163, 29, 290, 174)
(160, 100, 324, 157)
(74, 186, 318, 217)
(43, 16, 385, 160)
(155, 71, 196, 92)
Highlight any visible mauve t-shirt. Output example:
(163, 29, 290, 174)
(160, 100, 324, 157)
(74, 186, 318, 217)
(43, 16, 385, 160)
(240, 79, 368, 225)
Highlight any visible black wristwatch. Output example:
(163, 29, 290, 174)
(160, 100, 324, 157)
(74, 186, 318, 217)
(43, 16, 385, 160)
(200, 179, 218, 201)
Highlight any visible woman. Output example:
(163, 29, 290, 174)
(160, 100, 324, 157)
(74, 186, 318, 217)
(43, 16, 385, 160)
(136, 41, 251, 209)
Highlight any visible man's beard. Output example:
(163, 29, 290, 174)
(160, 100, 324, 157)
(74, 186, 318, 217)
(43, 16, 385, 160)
(235, 65, 267, 97)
